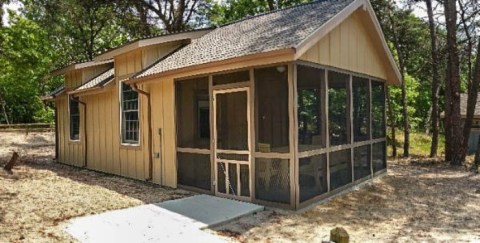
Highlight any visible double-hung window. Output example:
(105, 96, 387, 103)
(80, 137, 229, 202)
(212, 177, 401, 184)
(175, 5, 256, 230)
(121, 83, 140, 144)
(69, 96, 80, 140)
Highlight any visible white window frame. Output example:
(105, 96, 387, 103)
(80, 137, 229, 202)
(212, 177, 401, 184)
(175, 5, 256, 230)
(120, 82, 140, 145)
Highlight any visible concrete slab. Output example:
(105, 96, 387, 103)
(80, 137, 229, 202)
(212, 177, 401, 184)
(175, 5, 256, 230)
(155, 194, 264, 229)
(66, 195, 264, 243)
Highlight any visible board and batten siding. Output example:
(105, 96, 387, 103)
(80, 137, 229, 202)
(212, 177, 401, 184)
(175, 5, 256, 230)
(57, 69, 84, 167)
(56, 42, 182, 185)
(300, 9, 389, 81)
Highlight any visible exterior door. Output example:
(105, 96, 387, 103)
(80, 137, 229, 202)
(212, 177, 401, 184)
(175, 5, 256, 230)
(213, 88, 251, 200)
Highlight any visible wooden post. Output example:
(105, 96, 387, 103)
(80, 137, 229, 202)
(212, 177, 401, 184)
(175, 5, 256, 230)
(330, 227, 349, 243)
(4, 152, 19, 171)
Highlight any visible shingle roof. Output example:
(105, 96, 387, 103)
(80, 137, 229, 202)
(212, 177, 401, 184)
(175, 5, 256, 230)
(460, 93, 480, 116)
(74, 68, 114, 92)
(135, 0, 354, 79)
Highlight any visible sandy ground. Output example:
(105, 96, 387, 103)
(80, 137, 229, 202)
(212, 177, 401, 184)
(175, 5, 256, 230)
(211, 159, 480, 242)
(0, 132, 193, 243)
(1, 131, 480, 242)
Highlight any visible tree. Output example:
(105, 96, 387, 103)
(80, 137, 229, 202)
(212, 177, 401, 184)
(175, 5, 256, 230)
(140, 0, 206, 33)
(206, 0, 308, 26)
(0, 14, 60, 124)
(444, 0, 462, 165)
(21, 0, 154, 64)
(425, 0, 441, 157)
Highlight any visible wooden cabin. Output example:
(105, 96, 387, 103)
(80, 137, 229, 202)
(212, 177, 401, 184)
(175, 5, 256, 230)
(49, 0, 401, 209)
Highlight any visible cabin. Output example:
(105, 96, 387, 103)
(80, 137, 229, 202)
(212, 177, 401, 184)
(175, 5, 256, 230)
(459, 94, 480, 154)
(48, 0, 401, 209)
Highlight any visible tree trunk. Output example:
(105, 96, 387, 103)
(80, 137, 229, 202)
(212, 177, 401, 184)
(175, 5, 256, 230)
(4, 152, 18, 171)
(426, 0, 440, 158)
(460, 39, 480, 162)
(444, 0, 462, 165)
(401, 70, 409, 157)
(387, 88, 397, 157)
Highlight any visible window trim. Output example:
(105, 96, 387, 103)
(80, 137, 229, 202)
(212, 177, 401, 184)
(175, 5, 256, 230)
(68, 95, 81, 142)
(120, 81, 141, 146)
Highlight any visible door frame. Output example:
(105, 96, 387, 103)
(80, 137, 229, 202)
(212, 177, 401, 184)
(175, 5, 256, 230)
(213, 87, 252, 201)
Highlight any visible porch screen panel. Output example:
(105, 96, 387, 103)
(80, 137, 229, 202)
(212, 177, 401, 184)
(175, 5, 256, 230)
(175, 76, 211, 191)
(372, 81, 386, 139)
(216, 92, 248, 150)
(297, 65, 326, 151)
(328, 71, 350, 146)
(255, 158, 290, 203)
(176, 77, 210, 149)
(255, 66, 289, 153)
(372, 142, 386, 172)
(329, 149, 352, 190)
(299, 154, 327, 202)
(177, 152, 211, 190)
(354, 145, 371, 180)
(353, 76, 370, 142)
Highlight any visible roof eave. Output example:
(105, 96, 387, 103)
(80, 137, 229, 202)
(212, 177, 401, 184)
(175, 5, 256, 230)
(94, 29, 214, 62)
(50, 59, 113, 76)
(125, 48, 296, 85)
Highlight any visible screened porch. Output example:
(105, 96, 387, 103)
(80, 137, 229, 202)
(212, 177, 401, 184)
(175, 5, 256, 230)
(174, 61, 387, 209)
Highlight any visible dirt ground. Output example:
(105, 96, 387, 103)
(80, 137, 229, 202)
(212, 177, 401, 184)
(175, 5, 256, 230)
(1, 131, 480, 242)
(211, 159, 480, 242)
(0, 132, 193, 242)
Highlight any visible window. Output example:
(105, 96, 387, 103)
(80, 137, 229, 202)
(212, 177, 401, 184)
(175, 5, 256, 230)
(372, 81, 386, 139)
(328, 71, 350, 146)
(121, 83, 139, 144)
(69, 96, 80, 140)
(297, 65, 325, 151)
(353, 76, 370, 142)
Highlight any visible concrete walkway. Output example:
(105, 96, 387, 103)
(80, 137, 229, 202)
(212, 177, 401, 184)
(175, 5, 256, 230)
(66, 195, 264, 243)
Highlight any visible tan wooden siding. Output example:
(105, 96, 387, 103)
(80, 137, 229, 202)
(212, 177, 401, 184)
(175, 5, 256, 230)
(148, 79, 176, 187)
(81, 83, 149, 180)
(300, 10, 389, 80)
(55, 96, 84, 167)
(56, 43, 182, 182)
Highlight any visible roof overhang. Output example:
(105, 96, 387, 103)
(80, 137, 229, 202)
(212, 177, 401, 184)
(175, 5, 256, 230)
(68, 78, 115, 97)
(125, 48, 296, 85)
(94, 29, 214, 62)
(50, 59, 114, 76)
(294, 0, 402, 86)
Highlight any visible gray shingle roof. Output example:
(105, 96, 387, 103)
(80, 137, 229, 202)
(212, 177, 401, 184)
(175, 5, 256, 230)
(74, 68, 114, 92)
(136, 0, 354, 79)
(49, 85, 65, 97)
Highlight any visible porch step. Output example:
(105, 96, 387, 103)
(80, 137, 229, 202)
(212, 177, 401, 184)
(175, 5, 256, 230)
(155, 194, 264, 229)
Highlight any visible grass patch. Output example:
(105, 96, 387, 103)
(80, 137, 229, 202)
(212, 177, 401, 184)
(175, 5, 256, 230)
(387, 131, 445, 157)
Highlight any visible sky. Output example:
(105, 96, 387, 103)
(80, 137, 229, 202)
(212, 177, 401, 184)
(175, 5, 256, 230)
(2, 2, 22, 26)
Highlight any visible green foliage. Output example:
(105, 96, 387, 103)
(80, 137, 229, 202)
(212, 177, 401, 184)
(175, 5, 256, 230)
(388, 74, 421, 129)
(0, 13, 58, 123)
(206, 0, 310, 26)
(389, 131, 445, 157)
